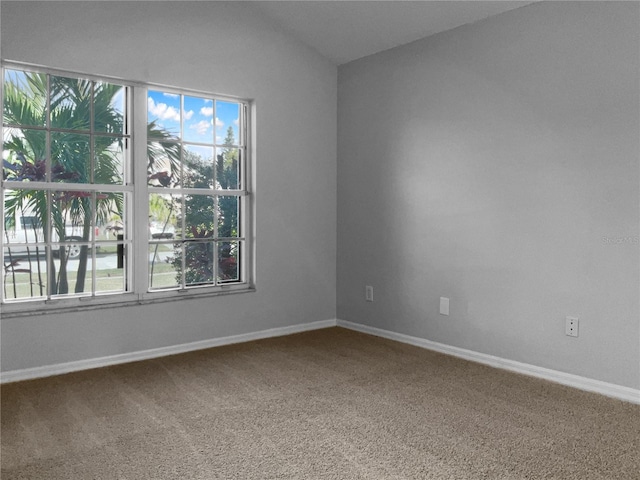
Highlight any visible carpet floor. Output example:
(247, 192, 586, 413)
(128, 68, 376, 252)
(1, 327, 638, 479)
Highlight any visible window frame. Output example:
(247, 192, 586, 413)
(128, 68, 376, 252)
(1, 62, 254, 317)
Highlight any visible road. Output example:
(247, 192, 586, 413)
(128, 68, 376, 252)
(6, 250, 172, 272)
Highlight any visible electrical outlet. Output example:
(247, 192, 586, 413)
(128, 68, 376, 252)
(565, 316, 579, 337)
(365, 285, 374, 302)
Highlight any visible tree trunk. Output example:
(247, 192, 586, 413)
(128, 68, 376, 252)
(74, 220, 92, 293)
(54, 247, 69, 294)
(49, 252, 58, 295)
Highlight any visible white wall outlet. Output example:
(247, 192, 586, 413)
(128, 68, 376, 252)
(565, 316, 579, 337)
(365, 285, 374, 302)
(439, 297, 449, 316)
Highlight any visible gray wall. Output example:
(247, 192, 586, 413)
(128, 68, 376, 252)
(337, 2, 640, 388)
(1, 1, 337, 371)
(2, 1, 638, 391)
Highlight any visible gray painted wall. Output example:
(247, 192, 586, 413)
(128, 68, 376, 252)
(2, 1, 638, 391)
(337, 2, 639, 388)
(1, 1, 337, 371)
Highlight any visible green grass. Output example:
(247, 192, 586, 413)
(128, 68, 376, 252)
(3, 261, 177, 300)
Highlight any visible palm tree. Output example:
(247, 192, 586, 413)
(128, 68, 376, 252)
(3, 70, 179, 296)
(169, 127, 240, 286)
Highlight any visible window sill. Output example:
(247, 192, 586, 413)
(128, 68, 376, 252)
(0, 286, 256, 319)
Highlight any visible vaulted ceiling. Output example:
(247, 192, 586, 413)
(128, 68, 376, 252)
(247, 1, 534, 65)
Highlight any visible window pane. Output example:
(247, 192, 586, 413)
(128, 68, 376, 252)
(218, 196, 239, 238)
(216, 147, 240, 190)
(184, 194, 215, 239)
(51, 132, 90, 183)
(3, 198, 48, 298)
(94, 137, 125, 185)
(2, 247, 47, 300)
(3, 213, 46, 246)
(95, 244, 127, 294)
(147, 90, 180, 138)
(218, 241, 240, 283)
(148, 140, 179, 188)
(50, 243, 91, 298)
(215, 101, 240, 146)
(149, 243, 179, 290)
(49, 75, 91, 131)
(102, 218, 124, 241)
(183, 145, 214, 189)
(149, 193, 180, 240)
(3, 69, 47, 127)
(96, 191, 125, 241)
(52, 190, 92, 242)
(183, 95, 213, 144)
(3, 188, 49, 240)
(185, 241, 214, 286)
(3, 128, 47, 182)
(94, 82, 125, 135)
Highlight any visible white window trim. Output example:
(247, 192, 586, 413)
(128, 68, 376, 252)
(1, 62, 255, 318)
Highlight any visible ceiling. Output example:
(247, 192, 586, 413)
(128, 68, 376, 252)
(247, 1, 534, 65)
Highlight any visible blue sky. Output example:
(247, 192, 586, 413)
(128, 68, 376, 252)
(147, 90, 240, 145)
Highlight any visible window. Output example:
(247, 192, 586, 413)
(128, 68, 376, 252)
(146, 90, 246, 290)
(2, 65, 251, 312)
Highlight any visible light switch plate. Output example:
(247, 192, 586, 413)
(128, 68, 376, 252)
(440, 297, 449, 316)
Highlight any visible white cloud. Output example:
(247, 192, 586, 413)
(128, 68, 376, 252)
(190, 120, 210, 136)
(233, 119, 239, 126)
(148, 97, 193, 122)
(163, 93, 178, 98)
(148, 97, 180, 122)
(200, 106, 214, 117)
(214, 117, 224, 127)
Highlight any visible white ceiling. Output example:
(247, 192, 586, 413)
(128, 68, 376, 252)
(247, 1, 534, 65)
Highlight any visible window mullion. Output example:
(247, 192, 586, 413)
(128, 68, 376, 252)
(132, 85, 149, 298)
(46, 190, 53, 299)
(244, 104, 253, 288)
(46, 74, 52, 183)
(213, 196, 219, 285)
(45, 73, 53, 298)
(91, 191, 97, 297)
(90, 82, 95, 184)
(180, 192, 186, 289)
(0, 67, 3, 304)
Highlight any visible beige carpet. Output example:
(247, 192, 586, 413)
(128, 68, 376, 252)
(1, 327, 638, 479)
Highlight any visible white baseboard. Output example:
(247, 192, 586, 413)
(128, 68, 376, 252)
(4, 317, 638, 405)
(0, 318, 338, 384)
(337, 319, 640, 405)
